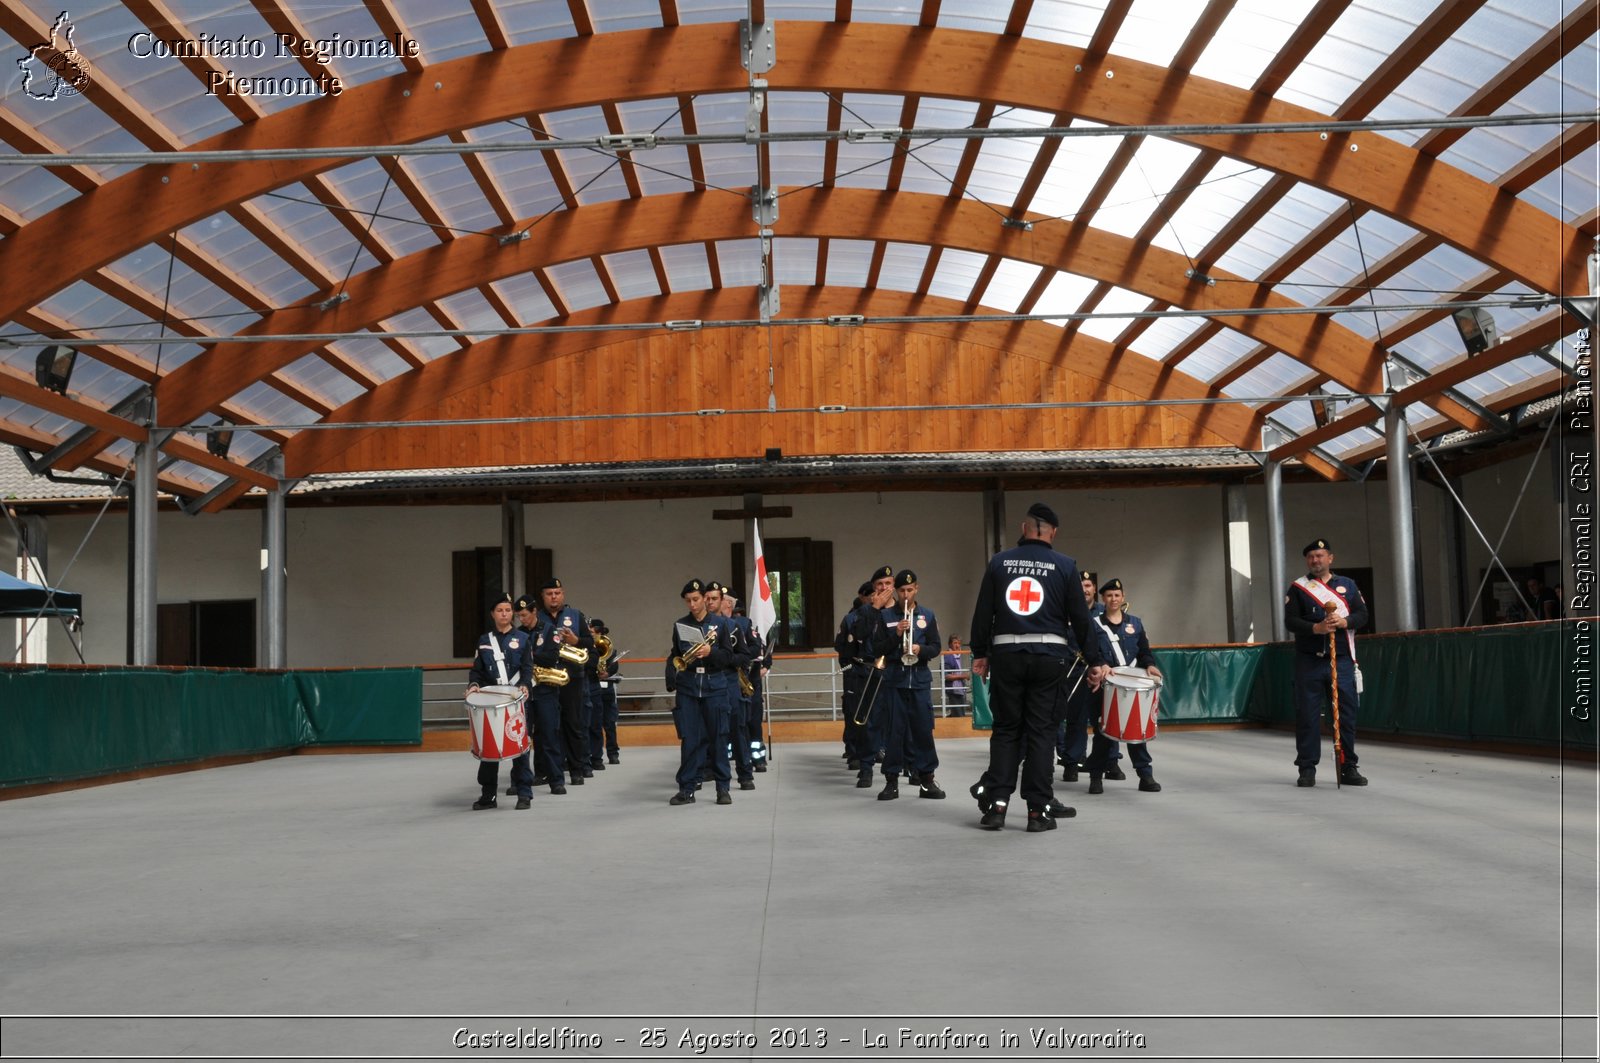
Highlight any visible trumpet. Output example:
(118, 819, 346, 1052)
(900, 613, 919, 667)
(672, 627, 717, 671)
(533, 664, 570, 687)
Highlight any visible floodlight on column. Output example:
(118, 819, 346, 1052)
(1451, 307, 1496, 354)
(207, 419, 234, 459)
(33, 344, 77, 394)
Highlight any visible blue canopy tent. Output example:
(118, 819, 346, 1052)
(0, 572, 82, 619)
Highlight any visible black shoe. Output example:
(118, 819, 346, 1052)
(1104, 764, 1126, 781)
(918, 777, 946, 799)
(532, 775, 550, 786)
(472, 795, 496, 810)
(1138, 775, 1162, 793)
(569, 774, 584, 785)
(582, 768, 594, 778)
(715, 790, 732, 805)
(1297, 769, 1316, 788)
(970, 781, 994, 813)
(505, 785, 517, 796)
(856, 770, 873, 788)
(1088, 773, 1104, 795)
(1047, 799, 1077, 818)
(753, 762, 767, 772)
(514, 796, 531, 809)
(908, 773, 921, 786)
(1026, 808, 1057, 832)
(847, 759, 860, 771)
(550, 784, 567, 795)
(1063, 766, 1079, 782)
(669, 791, 695, 805)
(739, 779, 755, 791)
(607, 753, 620, 765)
(980, 801, 1007, 830)
(1340, 766, 1369, 786)
(591, 759, 606, 771)
(878, 779, 899, 801)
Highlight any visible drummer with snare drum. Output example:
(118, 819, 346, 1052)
(1084, 578, 1163, 795)
(467, 594, 535, 810)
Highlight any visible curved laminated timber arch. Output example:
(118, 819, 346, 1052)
(50, 187, 1395, 480)
(2, 21, 1588, 327)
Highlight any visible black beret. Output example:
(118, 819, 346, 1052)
(857, 581, 873, 597)
(894, 569, 917, 588)
(869, 565, 894, 583)
(1026, 502, 1059, 527)
(1303, 538, 1331, 556)
(1099, 578, 1123, 595)
(588, 617, 606, 630)
(705, 581, 725, 594)
(539, 577, 563, 591)
(493, 592, 514, 609)
(681, 579, 704, 596)
(514, 595, 534, 611)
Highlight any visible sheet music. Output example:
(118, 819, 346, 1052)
(675, 622, 705, 645)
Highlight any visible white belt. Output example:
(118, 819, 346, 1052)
(695, 667, 706, 674)
(993, 633, 1068, 645)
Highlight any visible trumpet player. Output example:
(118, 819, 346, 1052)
(877, 569, 946, 801)
(716, 588, 759, 791)
(540, 577, 595, 788)
(842, 567, 896, 788)
(665, 579, 745, 806)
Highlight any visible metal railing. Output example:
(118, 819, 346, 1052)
(423, 651, 973, 727)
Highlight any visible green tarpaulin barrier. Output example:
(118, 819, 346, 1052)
(970, 674, 992, 730)
(1, 666, 422, 787)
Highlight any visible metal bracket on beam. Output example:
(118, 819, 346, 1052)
(175, 446, 282, 516)
(740, 19, 775, 73)
(1001, 217, 1034, 232)
(597, 132, 656, 152)
(751, 185, 777, 226)
(1558, 295, 1596, 328)
(1387, 350, 1510, 433)
(846, 127, 902, 143)
(745, 78, 767, 143)
(759, 284, 780, 323)
(1185, 268, 1216, 287)
(314, 292, 349, 312)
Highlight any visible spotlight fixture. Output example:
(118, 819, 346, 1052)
(207, 419, 234, 459)
(1451, 307, 1497, 355)
(34, 344, 77, 395)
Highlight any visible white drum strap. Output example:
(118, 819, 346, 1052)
(1096, 616, 1129, 668)
(488, 634, 515, 686)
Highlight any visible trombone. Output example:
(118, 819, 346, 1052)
(672, 627, 718, 672)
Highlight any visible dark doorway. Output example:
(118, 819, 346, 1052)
(156, 599, 256, 667)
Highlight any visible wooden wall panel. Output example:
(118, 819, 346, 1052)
(312, 326, 1245, 474)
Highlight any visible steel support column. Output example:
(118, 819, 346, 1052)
(130, 396, 158, 666)
(1223, 484, 1254, 642)
(1386, 400, 1420, 631)
(1264, 457, 1287, 642)
(260, 451, 287, 669)
(501, 500, 526, 602)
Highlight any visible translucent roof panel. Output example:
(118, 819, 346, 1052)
(713, 239, 763, 288)
(612, 100, 696, 197)
(0, 151, 78, 224)
(1274, 0, 1431, 116)
(1223, 351, 1314, 399)
(767, 94, 830, 191)
(541, 108, 633, 206)
(1020, 1, 1106, 49)
(319, 158, 440, 260)
(977, 258, 1044, 314)
(282, 2, 410, 90)
(1167, 329, 1262, 383)
(388, 0, 492, 64)
(825, 239, 877, 290)
(1075, 286, 1155, 342)
(402, 148, 515, 235)
(246, 185, 379, 282)
(1090, 137, 1203, 243)
(924, 249, 990, 304)
(325, 335, 413, 385)
(590, 0, 663, 32)
(896, 98, 980, 198)
(458, 122, 572, 220)
(936, 0, 1011, 35)
(1511, 144, 1600, 230)
(147, 0, 327, 117)
(1031, 271, 1099, 325)
(1158, 164, 1277, 269)
(874, 242, 932, 294)
(8, 69, 147, 184)
(964, 107, 1056, 208)
(1212, 182, 1349, 282)
(375, 309, 461, 361)
(228, 378, 320, 429)
(832, 94, 907, 191)
(103, 248, 260, 339)
(543, 258, 610, 314)
(602, 250, 664, 302)
(435, 288, 512, 343)
(772, 238, 818, 287)
(1107, 0, 1203, 69)
(675, 0, 749, 26)
(177, 213, 319, 308)
(496, 0, 581, 45)
(1190, 0, 1319, 90)
(691, 94, 760, 192)
(1133, 315, 1208, 364)
(279, 354, 364, 409)
(1028, 121, 1135, 223)
(657, 243, 715, 293)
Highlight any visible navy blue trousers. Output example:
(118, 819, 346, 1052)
(880, 686, 938, 777)
(1293, 655, 1360, 769)
(674, 690, 730, 794)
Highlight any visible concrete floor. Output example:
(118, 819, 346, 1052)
(2, 730, 1596, 1062)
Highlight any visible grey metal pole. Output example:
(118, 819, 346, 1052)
(500, 500, 525, 599)
(1386, 399, 1420, 631)
(1264, 457, 1287, 642)
(130, 396, 158, 666)
(1223, 484, 1254, 642)
(261, 451, 287, 668)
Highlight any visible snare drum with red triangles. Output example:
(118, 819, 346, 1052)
(465, 685, 530, 761)
(1099, 666, 1161, 744)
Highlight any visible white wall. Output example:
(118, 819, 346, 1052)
(33, 466, 1558, 667)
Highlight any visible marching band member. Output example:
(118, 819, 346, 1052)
(1057, 570, 1103, 781)
(877, 570, 945, 801)
(1085, 578, 1162, 794)
(835, 580, 874, 769)
(588, 617, 622, 765)
(1285, 538, 1369, 788)
(467, 595, 533, 810)
(720, 591, 758, 791)
(844, 567, 896, 788)
(539, 577, 594, 788)
(665, 579, 744, 806)
(969, 503, 1108, 832)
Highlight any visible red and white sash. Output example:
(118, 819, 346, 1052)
(1294, 576, 1358, 662)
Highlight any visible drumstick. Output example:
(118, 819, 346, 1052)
(1328, 628, 1343, 788)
